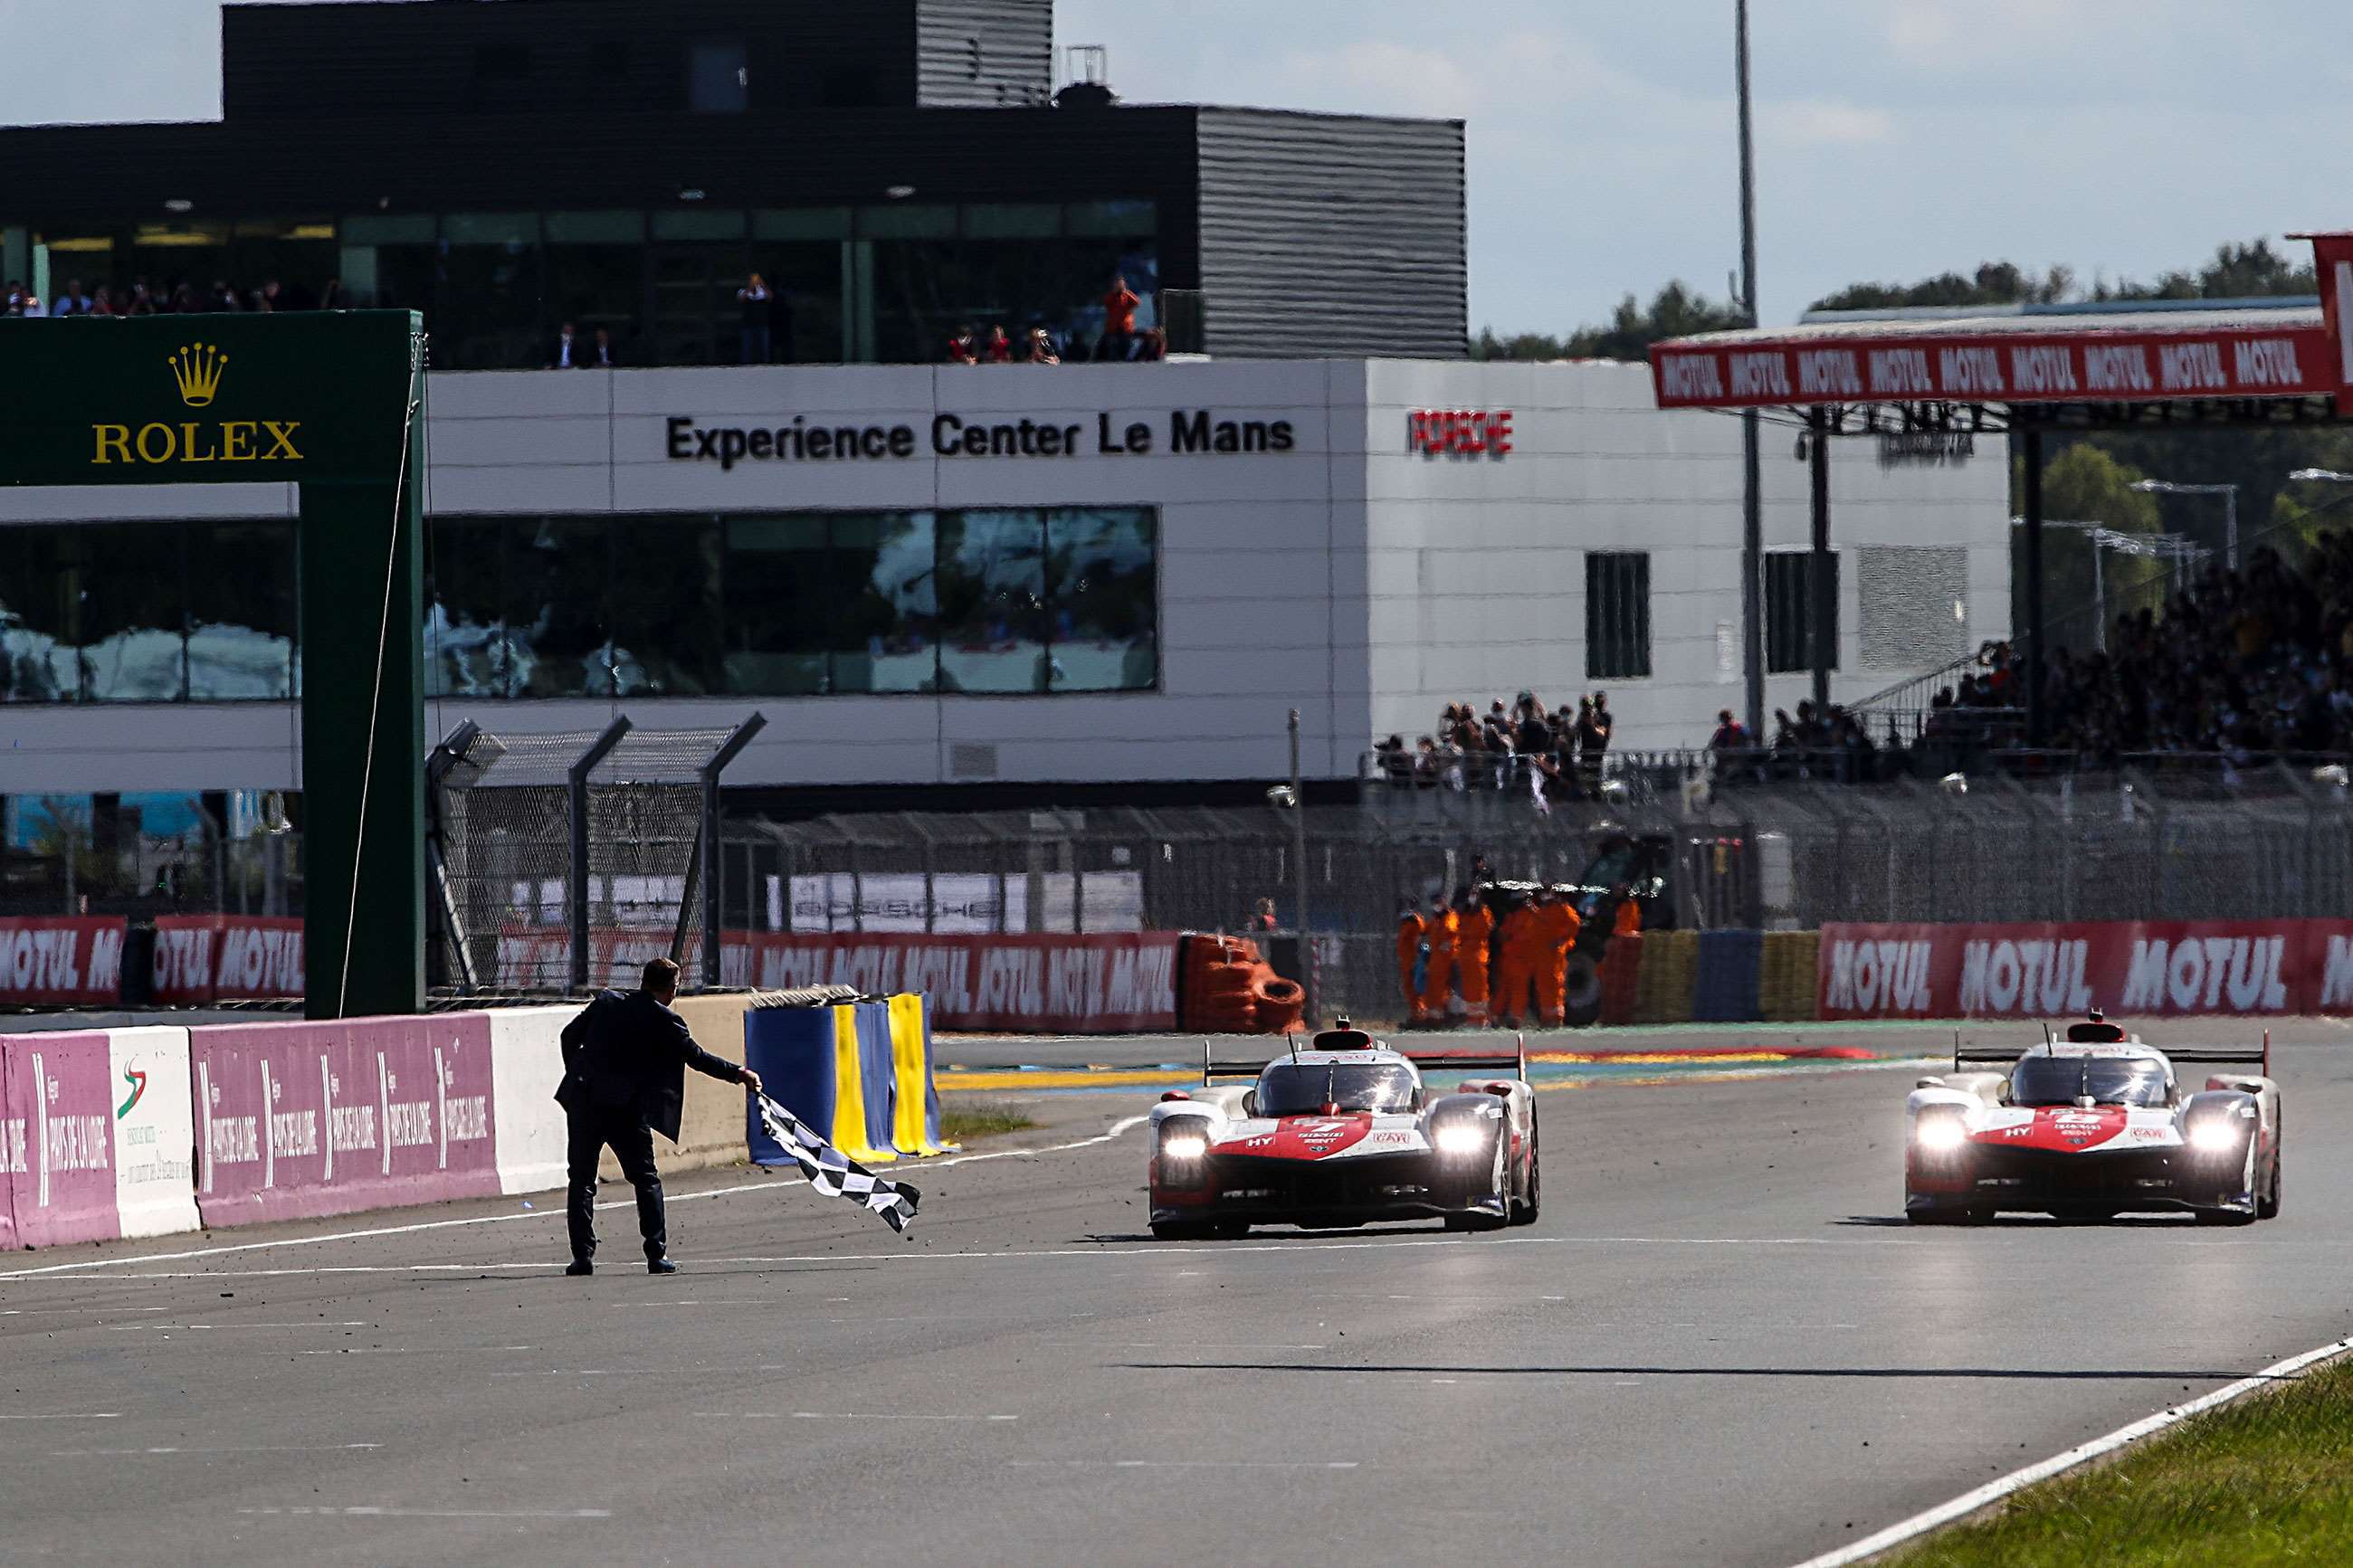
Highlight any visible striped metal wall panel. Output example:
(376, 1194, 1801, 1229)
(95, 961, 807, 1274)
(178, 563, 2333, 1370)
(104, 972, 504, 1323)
(1194, 109, 1467, 360)
(914, 0, 1053, 107)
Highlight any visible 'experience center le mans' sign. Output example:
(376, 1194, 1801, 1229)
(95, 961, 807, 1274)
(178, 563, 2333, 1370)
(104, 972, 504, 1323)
(665, 407, 1298, 472)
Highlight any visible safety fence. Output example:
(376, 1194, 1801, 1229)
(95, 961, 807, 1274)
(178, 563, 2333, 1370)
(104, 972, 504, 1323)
(0, 991, 939, 1251)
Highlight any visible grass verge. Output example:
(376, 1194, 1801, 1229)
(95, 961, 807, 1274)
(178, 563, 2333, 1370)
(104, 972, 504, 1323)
(1881, 1351, 2353, 1567)
(938, 1100, 1036, 1144)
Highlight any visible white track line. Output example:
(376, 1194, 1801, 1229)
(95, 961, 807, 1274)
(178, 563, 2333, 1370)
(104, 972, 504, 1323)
(0, 1117, 1148, 1282)
(1786, 1335, 2353, 1568)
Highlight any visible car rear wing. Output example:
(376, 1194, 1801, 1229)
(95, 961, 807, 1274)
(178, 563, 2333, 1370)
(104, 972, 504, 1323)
(1954, 1031, 2272, 1077)
(1401, 1034, 1529, 1083)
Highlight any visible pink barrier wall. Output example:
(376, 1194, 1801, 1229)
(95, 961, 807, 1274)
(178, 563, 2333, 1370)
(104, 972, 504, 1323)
(1819, 917, 2353, 1021)
(0, 1031, 124, 1247)
(152, 916, 306, 1003)
(189, 1013, 500, 1226)
(495, 929, 1180, 1031)
(0, 917, 128, 1005)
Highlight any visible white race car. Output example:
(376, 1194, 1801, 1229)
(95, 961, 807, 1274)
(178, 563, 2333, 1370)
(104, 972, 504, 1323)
(1905, 1016, 2282, 1225)
(1147, 1024, 1539, 1239)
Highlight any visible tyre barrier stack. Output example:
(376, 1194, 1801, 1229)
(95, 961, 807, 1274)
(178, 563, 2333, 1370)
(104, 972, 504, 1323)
(1631, 928, 1700, 1025)
(1176, 934, 1306, 1035)
(743, 991, 947, 1167)
(1597, 933, 1644, 1026)
(1758, 931, 1822, 1022)
(1691, 929, 1766, 1022)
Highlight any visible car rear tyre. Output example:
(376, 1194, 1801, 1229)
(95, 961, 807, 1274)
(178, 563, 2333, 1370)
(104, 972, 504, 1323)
(1509, 1123, 1541, 1226)
(2259, 1122, 2282, 1220)
(2196, 1207, 2257, 1227)
(1150, 1221, 1207, 1240)
(1562, 955, 1603, 1029)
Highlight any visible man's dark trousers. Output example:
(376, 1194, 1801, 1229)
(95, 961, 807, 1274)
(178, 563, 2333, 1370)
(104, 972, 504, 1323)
(566, 1104, 665, 1262)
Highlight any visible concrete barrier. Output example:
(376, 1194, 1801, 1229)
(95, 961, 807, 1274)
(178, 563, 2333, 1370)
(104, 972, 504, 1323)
(0, 1030, 131, 1247)
(486, 1007, 573, 1195)
(667, 993, 753, 1171)
(107, 1026, 202, 1240)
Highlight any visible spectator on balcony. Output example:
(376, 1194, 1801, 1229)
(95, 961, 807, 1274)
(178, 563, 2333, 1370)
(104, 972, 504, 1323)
(587, 325, 620, 368)
(1025, 327, 1061, 366)
(87, 285, 121, 317)
(319, 278, 351, 312)
(737, 272, 773, 365)
(1374, 732, 1412, 784)
(984, 324, 1015, 364)
(210, 280, 243, 311)
(550, 320, 587, 369)
(168, 281, 203, 314)
(1097, 272, 1141, 363)
(1134, 327, 1167, 362)
(51, 278, 94, 317)
(1709, 708, 1749, 754)
(124, 280, 158, 317)
(947, 324, 981, 366)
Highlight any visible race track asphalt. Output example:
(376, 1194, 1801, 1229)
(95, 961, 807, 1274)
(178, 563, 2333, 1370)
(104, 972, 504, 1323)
(5, 1018, 2351, 1568)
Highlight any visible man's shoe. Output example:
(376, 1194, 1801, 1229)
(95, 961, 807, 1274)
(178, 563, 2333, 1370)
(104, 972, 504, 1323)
(647, 1257, 678, 1275)
(565, 1259, 594, 1278)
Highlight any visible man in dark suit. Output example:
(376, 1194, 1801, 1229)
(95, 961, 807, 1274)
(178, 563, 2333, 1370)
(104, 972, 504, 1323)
(556, 957, 762, 1276)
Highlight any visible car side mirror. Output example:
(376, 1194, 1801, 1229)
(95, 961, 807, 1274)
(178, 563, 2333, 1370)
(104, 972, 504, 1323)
(1242, 1090, 1258, 1118)
(1915, 1076, 1945, 1089)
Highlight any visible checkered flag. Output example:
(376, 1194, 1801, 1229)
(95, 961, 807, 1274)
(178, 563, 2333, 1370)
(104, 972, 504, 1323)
(754, 1094, 920, 1234)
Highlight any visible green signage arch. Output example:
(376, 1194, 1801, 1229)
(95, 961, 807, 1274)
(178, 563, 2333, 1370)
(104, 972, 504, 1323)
(3, 313, 426, 1021)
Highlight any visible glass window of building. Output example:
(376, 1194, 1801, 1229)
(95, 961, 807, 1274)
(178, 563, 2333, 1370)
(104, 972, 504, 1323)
(544, 210, 646, 358)
(651, 209, 748, 366)
(0, 525, 83, 702)
(936, 511, 1049, 693)
(830, 512, 938, 694)
(722, 515, 835, 694)
(77, 521, 187, 702)
(504, 516, 613, 698)
(187, 521, 297, 699)
(426, 517, 508, 698)
(1585, 551, 1653, 680)
(339, 213, 436, 314)
(609, 515, 722, 696)
(686, 40, 749, 113)
(1047, 508, 1157, 691)
(436, 213, 543, 369)
(1767, 551, 1840, 674)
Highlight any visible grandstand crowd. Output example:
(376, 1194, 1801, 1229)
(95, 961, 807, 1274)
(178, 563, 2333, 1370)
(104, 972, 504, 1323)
(2044, 538, 2353, 760)
(1372, 690, 1617, 798)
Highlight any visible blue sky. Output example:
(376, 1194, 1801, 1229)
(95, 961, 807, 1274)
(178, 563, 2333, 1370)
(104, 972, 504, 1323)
(6, 1, 2347, 332)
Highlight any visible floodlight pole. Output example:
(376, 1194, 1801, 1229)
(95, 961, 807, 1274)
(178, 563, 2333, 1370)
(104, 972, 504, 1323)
(567, 716, 632, 993)
(1736, 0, 1766, 746)
(1289, 708, 1312, 1024)
(2022, 427, 2047, 746)
(1808, 408, 1833, 714)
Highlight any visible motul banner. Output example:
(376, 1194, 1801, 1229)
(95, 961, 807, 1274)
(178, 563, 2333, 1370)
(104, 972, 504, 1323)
(2298, 231, 2353, 416)
(495, 929, 1180, 1032)
(151, 916, 306, 1003)
(0, 917, 128, 1005)
(1653, 324, 2333, 411)
(1818, 919, 2353, 1022)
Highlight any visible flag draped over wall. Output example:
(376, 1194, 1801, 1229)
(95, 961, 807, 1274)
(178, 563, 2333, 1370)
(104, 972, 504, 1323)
(754, 1093, 920, 1233)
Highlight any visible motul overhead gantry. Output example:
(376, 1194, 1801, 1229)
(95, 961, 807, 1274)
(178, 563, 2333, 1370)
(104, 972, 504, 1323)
(1650, 231, 2353, 746)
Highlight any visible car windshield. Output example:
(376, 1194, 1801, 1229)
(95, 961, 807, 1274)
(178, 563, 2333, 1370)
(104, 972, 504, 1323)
(2010, 1056, 2168, 1107)
(1257, 1062, 1417, 1117)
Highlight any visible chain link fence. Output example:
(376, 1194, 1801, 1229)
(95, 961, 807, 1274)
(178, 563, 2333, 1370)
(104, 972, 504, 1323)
(732, 754, 2353, 1021)
(432, 718, 758, 993)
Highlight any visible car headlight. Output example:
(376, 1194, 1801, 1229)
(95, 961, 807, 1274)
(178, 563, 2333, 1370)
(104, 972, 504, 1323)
(1913, 1116, 1967, 1154)
(1161, 1133, 1208, 1162)
(2187, 1120, 2243, 1154)
(1434, 1123, 1490, 1156)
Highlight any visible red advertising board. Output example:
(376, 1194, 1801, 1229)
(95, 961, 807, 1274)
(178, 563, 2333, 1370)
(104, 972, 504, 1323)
(187, 1013, 500, 1225)
(151, 916, 305, 1003)
(1818, 918, 2353, 1022)
(0, 1031, 121, 1247)
(1653, 324, 2335, 411)
(0, 917, 128, 1005)
(495, 928, 1181, 1032)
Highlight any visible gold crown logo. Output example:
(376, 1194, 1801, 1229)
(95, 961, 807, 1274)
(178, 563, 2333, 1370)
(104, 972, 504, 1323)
(167, 342, 227, 407)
